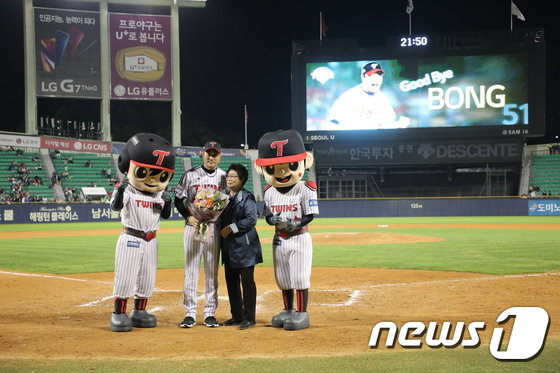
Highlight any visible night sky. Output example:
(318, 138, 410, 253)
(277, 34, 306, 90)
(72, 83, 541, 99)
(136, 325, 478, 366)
(1, 0, 556, 148)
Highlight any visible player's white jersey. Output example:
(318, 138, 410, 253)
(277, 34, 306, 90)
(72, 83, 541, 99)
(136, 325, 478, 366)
(264, 181, 319, 228)
(111, 186, 164, 231)
(328, 85, 396, 129)
(174, 166, 227, 204)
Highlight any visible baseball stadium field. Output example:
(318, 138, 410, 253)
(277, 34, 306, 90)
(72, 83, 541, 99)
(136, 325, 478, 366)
(1, 216, 559, 372)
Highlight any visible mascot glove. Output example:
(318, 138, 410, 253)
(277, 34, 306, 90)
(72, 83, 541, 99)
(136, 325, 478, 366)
(270, 212, 282, 226)
(285, 218, 301, 232)
(118, 177, 129, 191)
(162, 191, 171, 203)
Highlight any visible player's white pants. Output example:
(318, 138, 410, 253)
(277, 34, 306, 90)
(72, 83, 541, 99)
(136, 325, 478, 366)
(183, 223, 220, 319)
(272, 233, 313, 290)
(112, 233, 158, 299)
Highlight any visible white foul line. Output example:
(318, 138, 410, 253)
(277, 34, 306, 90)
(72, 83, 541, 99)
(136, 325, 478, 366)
(0, 270, 112, 284)
(3, 270, 558, 309)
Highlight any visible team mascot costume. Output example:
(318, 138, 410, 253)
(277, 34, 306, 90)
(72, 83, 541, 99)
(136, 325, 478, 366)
(109, 133, 176, 332)
(255, 129, 319, 330)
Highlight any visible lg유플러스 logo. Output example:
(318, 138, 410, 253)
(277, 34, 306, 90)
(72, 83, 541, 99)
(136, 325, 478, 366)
(368, 307, 549, 361)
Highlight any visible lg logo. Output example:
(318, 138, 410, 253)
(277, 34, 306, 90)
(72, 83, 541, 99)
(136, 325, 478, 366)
(369, 307, 549, 361)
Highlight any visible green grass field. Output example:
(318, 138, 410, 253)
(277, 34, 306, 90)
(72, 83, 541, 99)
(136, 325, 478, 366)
(1, 216, 559, 275)
(1, 216, 559, 372)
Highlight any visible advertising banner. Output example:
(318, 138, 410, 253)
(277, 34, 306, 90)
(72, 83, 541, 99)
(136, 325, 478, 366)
(528, 199, 560, 216)
(109, 13, 172, 100)
(0, 134, 41, 148)
(40, 137, 112, 153)
(0, 203, 186, 224)
(35, 8, 101, 98)
(314, 138, 522, 166)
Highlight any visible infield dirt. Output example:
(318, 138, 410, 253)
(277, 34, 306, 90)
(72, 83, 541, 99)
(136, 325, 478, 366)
(1, 226, 559, 360)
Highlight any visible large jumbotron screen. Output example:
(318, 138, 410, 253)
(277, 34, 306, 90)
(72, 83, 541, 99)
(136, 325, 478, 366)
(291, 38, 545, 143)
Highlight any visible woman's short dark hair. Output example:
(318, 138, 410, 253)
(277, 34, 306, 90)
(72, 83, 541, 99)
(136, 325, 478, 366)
(227, 163, 248, 188)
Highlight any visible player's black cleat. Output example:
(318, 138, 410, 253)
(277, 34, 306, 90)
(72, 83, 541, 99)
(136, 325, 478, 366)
(180, 316, 196, 328)
(204, 315, 220, 327)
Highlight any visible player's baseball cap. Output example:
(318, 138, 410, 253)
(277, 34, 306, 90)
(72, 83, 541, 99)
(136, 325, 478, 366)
(202, 141, 222, 154)
(256, 129, 307, 167)
(362, 61, 384, 76)
(118, 133, 176, 173)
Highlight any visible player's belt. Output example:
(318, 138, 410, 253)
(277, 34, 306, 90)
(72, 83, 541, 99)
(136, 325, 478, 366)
(276, 226, 308, 239)
(123, 227, 157, 242)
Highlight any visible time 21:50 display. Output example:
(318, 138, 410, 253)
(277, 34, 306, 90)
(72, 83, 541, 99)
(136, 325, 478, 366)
(400, 36, 428, 47)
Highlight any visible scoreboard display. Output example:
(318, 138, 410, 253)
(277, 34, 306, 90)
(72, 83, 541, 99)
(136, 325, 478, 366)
(291, 30, 546, 143)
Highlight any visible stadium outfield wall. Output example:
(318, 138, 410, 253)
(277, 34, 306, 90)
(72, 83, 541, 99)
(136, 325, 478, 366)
(1, 198, 558, 224)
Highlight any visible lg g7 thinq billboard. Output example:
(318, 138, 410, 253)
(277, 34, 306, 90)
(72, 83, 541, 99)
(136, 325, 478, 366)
(292, 38, 545, 143)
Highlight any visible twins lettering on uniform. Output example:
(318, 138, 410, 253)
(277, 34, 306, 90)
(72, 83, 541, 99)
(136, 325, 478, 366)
(270, 204, 299, 213)
(135, 199, 160, 209)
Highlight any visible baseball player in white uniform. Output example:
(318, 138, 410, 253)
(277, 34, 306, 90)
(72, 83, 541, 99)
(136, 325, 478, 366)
(109, 133, 176, 332)
(174, 141, 227, 328)
(329, 61, 409, 130)
(255, 129, 319, 330)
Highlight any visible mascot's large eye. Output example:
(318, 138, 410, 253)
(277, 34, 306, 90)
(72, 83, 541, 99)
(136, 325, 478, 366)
(159, 171, 170, 183)
(135, 167, 148, 179)
(265, 166, 275, 175)
(289, 162, 299, 171)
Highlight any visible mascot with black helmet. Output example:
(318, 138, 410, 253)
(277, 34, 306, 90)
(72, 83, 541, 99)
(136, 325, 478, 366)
(109, 133, 176, 332)
(255, 129, 319, 330)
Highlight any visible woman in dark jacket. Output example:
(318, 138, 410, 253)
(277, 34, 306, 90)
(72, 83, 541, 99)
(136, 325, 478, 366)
(219, 163, 263, 329)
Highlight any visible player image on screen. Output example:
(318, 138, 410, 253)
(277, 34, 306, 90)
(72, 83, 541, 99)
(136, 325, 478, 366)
(328, 61, 410, 130)
(302, 49, 541, 141)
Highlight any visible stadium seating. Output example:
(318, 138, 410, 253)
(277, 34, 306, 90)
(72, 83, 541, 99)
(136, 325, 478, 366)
(529, 154, 560, 195)
(0, 149, 55, 202)
(50, 151, 117, 199)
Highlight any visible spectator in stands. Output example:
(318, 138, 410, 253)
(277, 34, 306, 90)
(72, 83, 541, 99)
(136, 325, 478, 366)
(15, 148, 24, 156)
(21, 174, 30, 186)
(529, 185, 541, 197)
(18, 163, 29, 175)
(49, 150, 61, 159)
(85, 159, 93, 168)
(31, 154, 40, 162)
(60, 169, 70, 180)
(21, 192, 30, 203)
(50, 172, 60, 187)
(32, 175, 43, 185)
(8, 161, 18, 171)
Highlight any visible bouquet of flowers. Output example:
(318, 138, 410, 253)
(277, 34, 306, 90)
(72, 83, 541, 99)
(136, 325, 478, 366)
(188, 187, 230, 242)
